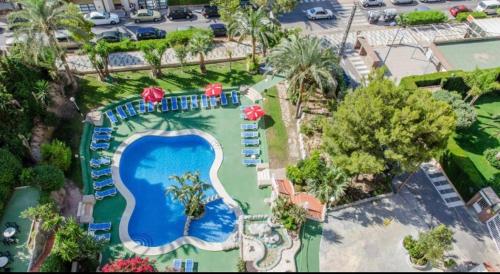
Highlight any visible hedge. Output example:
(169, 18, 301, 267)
(455, 11, 487, 22)
(398, 10, 447, 26)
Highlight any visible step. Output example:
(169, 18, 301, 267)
(446, 200, 465, 208)
(444, 196, 462, 203)
(433, 180, 449, 187)
(436, 184, 452, 191)
(430, 176, 447, 182)
(442, 192, 459, 199)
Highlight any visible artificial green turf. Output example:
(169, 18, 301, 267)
(295, 220, 322, 272)
(263, 87, 289, 168)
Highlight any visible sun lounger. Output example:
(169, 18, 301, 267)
(209, 96, 217, 108)
(94, 127, 113, 134)
(231, 91, 240, 105)
(242, 139, 260, 146)
(88, 222, 112, 232)
(240, 113, 247, 120)
(138, 100, 146, 114)
(191, 95, 198, 109)
(147, 102, 154, 113)
(94, 130, 111, 136)
(105, 110, 118, 124)
(116, 105, 128, 120)
(93, 233, 111, 242)
(95, 187, 117, 200)
(241, 123, 258, 130)
(241, 148, 260, 156)
(90, 142, 109, 151)
(171, 97, 179, 111)
(185, 259, 194, 273)
(243, 158, 262, 166)
(92, 134, 112, 142)
(180, 96, 188, 110)
(161, 98, 169, 112)
(93, 178, 114, 190)
(220, 93, 228, 106)
(125, 102, 137, 117)
(172, 259, 182, 272)
(89, 157, 111, 168)
(241, 131, 259, 138)
(91, 167, 111, 179)
(201, 95, 209, 109)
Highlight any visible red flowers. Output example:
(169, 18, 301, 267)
(102, 257, 156, 272)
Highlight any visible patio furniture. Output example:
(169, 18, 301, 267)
(243, 158, 262, 166)
(90, 142, 109, 151)
(231, 91, 240, 105)
(220, 93, 228, 106)
(89, 157, 111, 168)
(0, 256, 8, 268)
(91, 168, 111, 179)
(138, 100, 146, 114)
(95, 188, 117, 200)
(94, 127, 113, 134)
(171, 97, 179, 111)
(0, 251, 12, 261)
(161, 98, 169, 112)
(257, 163, 272, 187)
(241, 131, 259, 138)
(4, 224, 18, 232)
(201, 95, 209, 109)
(92, 134, 112, 142)
(191, 95, 199, 109)
(185, 259, 194, 272)
(209, 96, 217, 108)
(172, 259, 182, 272)
(88, 222, 112, 232)
(180, 96, 188, 110)
(93, 233, 111, 242)
(116, 105, 128, 120)
(93, 178, 114, 190)
(105, 110, 118, 124)
(125, 102, 137, 117)
(241, 149, 260, 156)
(242, 139, 260, 146)
(241, 123, 258, 130)
(146, 102, 155, 113)
(2, 228, 15, 239)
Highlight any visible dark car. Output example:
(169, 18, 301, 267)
(167, 7, 193, 20)
(95, 30, 131, 43)
(209, 23, 227, 37)
(134, 27, 166, 40)
(201, 5, 220, 18)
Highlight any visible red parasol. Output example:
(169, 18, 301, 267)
(141, 87, 164, 103)
(204, 83, 223, 97)
(244, 105, 265, 121)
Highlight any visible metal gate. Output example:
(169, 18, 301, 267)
(486, 213, 500, 252)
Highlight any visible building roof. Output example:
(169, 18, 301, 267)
(470, 17, 500, 36)
(291, 193, 325, 221)
(275, 179, 294, 196)
(481, 187, 500, 206)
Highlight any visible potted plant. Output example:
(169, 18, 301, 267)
(403, 225, 454, 270)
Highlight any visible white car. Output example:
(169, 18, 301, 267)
(84, 11, 120, 25)
(360, 0, 384, 7)
(306, 7, 335, 20)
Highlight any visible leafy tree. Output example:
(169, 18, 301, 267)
(306, 165, 350, 204)
(253, 0, 299, 16)
(286, 151, 326, 186)
(102, 257, 156, 272)
(188, 32, 214, 75)
(272, 196, 307, 231)
(323, 70, 455, 178)
(52, 218, 103, 263)
(21, 202, 64, 232)
(403, 225, 454, 267)
(463, 68, 500, 105)
(484, 148, 500, 169)
(0, 148, 22, 187)
(141, 42, 168, 78)
(40, 253, 70, 272)
(82, 40, 111, 81)
(166, 172, 210, 218)
(8, 0, 92, 90)
(41, 139, 72, 172)
(266, 34, 339, 118)
(33, 164, 65, 192)
(210, 0, 241, 23)
(432, 90, 477, 129)
(173, 44, 189, 70)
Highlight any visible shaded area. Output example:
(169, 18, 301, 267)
(295, 220, 322, 272)
(263, 87, 289, 168)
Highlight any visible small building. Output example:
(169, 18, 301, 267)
(466, 187, 500, 223)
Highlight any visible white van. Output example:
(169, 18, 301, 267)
(475, 0, 500, 15)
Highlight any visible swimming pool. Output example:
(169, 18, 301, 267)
(116, 131, 238, 253)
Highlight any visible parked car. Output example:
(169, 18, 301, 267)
(419, 0, 442, 3)
(391, 0, 413, 4)
(449, 5, 470, 17)
(130, 9, 163, 23)
(201, 5, 220, 18)
(475, 0, 500, 15)
(167, 7, 193, 20)
(306, 7, 335, 20)
(134, 27, 166, 40)
(209, 23, 227, 37)
(84, 11, 120, 25)
(95, 30, 131, 43)
(414, 6, 431, 11)
(360, 0, 384, 7)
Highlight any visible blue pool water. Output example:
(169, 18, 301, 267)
(119, 135, 237, 247)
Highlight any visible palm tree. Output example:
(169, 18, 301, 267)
(228, 7, 277, 64)
(141, 42, 168, 78)
(266, 34, 339, 118)
(8, 0, 92, 90)
(306, 165, 350, 204)
(82, 40, 111, 81)
(463, 68, 500, 105)
(188, 32, 214, 74)
(166, 172, 210, 218)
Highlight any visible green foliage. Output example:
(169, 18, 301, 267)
(166, 172, 210, 218)
(484, 148, 500, 169)
(300, 116, 326, 137)
(41, 139, 72, 172)
(463, 68, 500, 105)
(33, 164, 65, 192)
(188, 31, 214, 74)
(0, 148, 22, 187)
(141, 42, 169, 78)
(82, 40, 111, 81)
(20, 168, 35, 186)
(21, 202, 64, 232)
(432, 90, 477, 129)
(455, 11, 487, 22)
(403, 225, 454, 267)
(444, 258, 457, 269)
(169, 0, 209, 5)
(173, 44, 189, 68)
(300, 123, 315, 137)
(40, 253, 70, 272)
(306, 164, 350, 204)
(211, 0, 241, 22)
(286, 151, 326, 186)
(237, 258, 247, 272)
(398, 10, 447, 26)
(53, 218, 103, 263)
(272, 196, 307, 231)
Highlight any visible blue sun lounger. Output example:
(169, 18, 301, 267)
(93, 178, 114, 190)
(116, 105, 128, 120)
(94, 130, 111, 136)
(220, 93, 228, 106)
(94, 127, 113, 134)
(185, 259, 194, 272)
(88, 222, 112, 232)
(241, 131, 259, 138)
(92, 134, 112, 142)
(180, 96, 188, 110)
(241, 123, 258, 131)
(231, 91, 240, 105)
(93, 233, 111, 242)
(91, 167, 111, 179)
(125, 102, 137, 117)
(147, 102, 155, 113)
(161, 98, 169, 112)
(191, 95, 198, 109)
(171, 97, 179, 111)
(209, 96, 217, 108)
(241, 148, 260, 156)
(138, 100, 146, 114)
(242, 139, 260, 146)
(201, 95, 209, 108)
(243, 158, 262, 166)
(89, 157, 111, 168)
(172, 259, 182, 272)
(90, 142, 109, 151)
(95, 187, 117, 200)
(105, 110, 118, 124)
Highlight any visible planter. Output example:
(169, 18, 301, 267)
(407, 255, 430, 271)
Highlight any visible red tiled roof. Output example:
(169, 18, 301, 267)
(291, 193, 324, 221)
(275, 179, 294, 196)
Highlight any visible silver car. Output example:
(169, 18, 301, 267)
(391, 0, 413, 4)
(360, 0, 384, 7)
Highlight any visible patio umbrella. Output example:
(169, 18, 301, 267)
(141, 87, 164, 103)
(244, 105, 265, 121)
(204, 83, 223, 97)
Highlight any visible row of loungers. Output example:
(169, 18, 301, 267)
(90, 127, 113, 151)
(173, 259, 194, 272)
(88, 222, 112, 243)
(241, 122, 262, 166)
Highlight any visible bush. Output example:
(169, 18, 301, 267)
(432, 90, 477, 129)
(102, 257, 156, 272)
(40, 253, 70, 272)
(300, 123, 315, 137)
(20, 168, 35, 185)
(286, 151, 327, 186)
(33, 165, 65, 192)
(403, 225, 454, 267)
(485, 148, 500, 169)
(41, 140, 72, 172)
(0, 148, 22, 187)
(399, 10, 447, 26)
(455, 11, 487, 22)
(237, 258, 247, 272)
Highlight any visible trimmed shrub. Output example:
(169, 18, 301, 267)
(432, 90, 477, 129)
(20, 168, 35, 186)
(485, 148, 500, 169)
(33, 165, 65, 192)
(102, 257, 156, 272)
(0, 148, 22, 187)
(41, 139, 72, 172)
(456, 11, 487, 22)
(40, 253, 70, 272)
(399, 10, 447, 26)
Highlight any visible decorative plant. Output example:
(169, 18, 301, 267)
(166, 171, 210, 218)
(102, 257, 156, 272)
(41, 139, 72, 172)
(272, 196, 307, 231)
(403, 225, 454, 267)
(484, 148, 500, 169)
(21, 202, 64, 232)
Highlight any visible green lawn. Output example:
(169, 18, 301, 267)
(295, 220, 322, 272)
(441, 92, 500, 199)
(263, 87, 289, 168)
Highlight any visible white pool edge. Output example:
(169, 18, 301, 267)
(112, 129, 243, 256)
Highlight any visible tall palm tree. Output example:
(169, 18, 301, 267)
(306, 165, 350, 204)
(228, 7, 277, 64)
(188, 32, 214, 74)
(8, 0, 92, 90)
(166, 172, 210, 218)
(266, 34, 339, 118)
